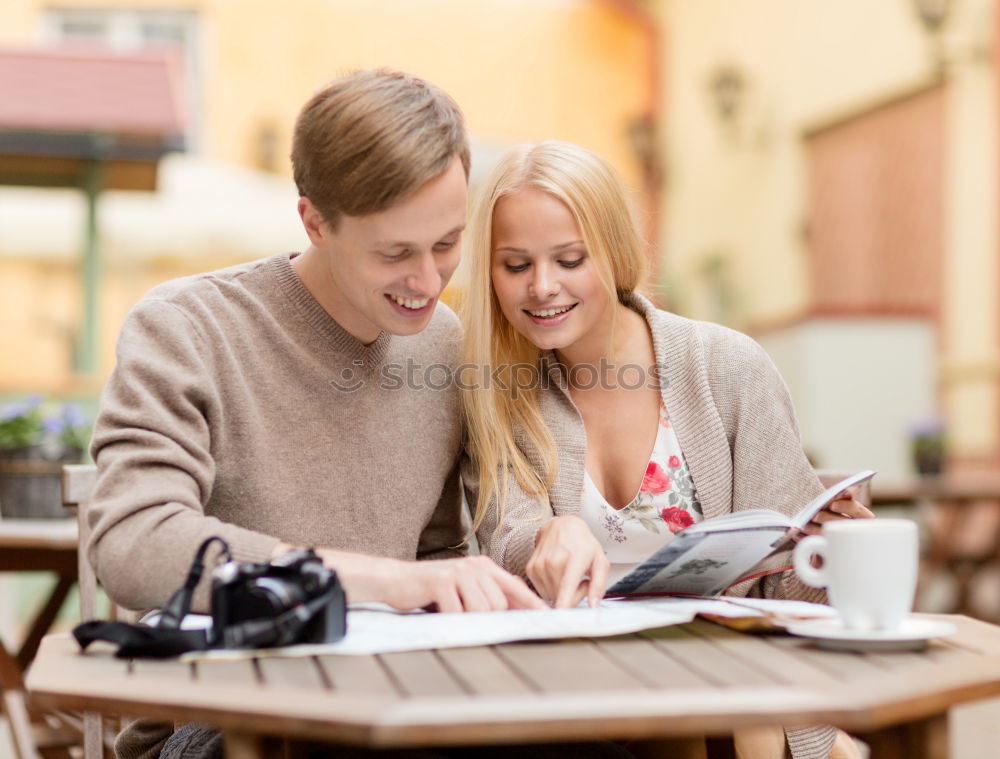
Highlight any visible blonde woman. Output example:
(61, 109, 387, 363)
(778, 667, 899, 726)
(460, 140, 870, 759)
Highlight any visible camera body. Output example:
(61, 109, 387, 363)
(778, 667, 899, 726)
(210, 548, 346, 649)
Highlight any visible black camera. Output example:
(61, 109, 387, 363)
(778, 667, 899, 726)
(210, 548, 347, 649)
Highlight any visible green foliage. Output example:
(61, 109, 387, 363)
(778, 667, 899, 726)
(909, 416, 946, 475)
(0, 395, 92, 455)
(0, 395, 45, 450)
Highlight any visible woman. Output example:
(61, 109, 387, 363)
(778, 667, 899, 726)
(460, 140, 871, 759)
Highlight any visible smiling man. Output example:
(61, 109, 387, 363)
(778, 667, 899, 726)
(87, 70, 543, 758)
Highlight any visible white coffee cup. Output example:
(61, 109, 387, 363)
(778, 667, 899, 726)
(793, 518, 918, 632)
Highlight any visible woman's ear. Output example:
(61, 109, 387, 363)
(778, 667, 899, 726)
(297, 197, 327, 246)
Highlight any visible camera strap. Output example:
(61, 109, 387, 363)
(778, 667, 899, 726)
(74, 537, 343, 658)
(73, 536, 226, 658)
(71, 619, 210, 658)
(158, 536, 231, 630)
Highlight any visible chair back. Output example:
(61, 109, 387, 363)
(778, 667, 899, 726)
(61, 464, 98, 621)
(61, 463, 110, 759)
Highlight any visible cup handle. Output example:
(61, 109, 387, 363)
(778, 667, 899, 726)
(793, 535, 828, 588)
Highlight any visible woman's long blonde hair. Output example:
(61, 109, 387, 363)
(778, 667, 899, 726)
(461, 140, 647, 531)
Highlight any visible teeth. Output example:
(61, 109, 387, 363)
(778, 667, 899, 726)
(390, 294, 430, 310)
(528, 306, 572, 318)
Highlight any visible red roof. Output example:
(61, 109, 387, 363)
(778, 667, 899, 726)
(0, 46, 184, 136)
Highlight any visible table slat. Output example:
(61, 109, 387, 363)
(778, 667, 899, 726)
(435, 646, 535, 695)
(195, 659, 259, 687)
(939, 615, 1000, 655)
(864, 651, 937, 670)
(378, 651, 466, 697)
(684, 620, 842, 687)
(768, 636, 893, 679)
(496, 639, 650, 692)
(131, 658, 194, 682)
(256, 656, 327, 691)
(639, 625, 775, 687)
(923, 641, 985, 669)
(317, 655, 400, 697)
(27, 636, 130, 693)
(589, 637, 711, 690)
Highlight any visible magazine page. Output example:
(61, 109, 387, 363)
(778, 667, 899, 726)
(605, 527, 785, 596)
(605, 469, 877, 597)
(681, 508, 793, 534)
(789, 469, 877, 530)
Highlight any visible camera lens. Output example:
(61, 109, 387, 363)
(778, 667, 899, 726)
(241, 577, 306, 617)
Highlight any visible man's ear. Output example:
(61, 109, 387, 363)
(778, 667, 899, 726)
(298, 197, 327, 246)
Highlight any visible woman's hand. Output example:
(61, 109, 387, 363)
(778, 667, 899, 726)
(526, 515, 609, 608)
(799, 494, 875, 537)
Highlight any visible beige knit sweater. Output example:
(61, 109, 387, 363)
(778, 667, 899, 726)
(467, 293, 836, 759)
(88, 252, 466, 615)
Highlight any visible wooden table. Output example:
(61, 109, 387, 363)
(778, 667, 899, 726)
(0, 518, 79, 758)
(873, 475, 1000, 616)
(26, 613, 1000, 759)
(0, 518, 79, 671)
(872, 473, 1000, 513)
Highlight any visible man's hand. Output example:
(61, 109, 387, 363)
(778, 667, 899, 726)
(287, 544, 545, 612)
(526, 515, 609, 608)
(376, 555, 546, 612)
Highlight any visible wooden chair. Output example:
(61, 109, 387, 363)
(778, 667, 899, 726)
(61, 466, 98, 624)
(0, 478, 84, 759)
(1, 631, 78, 759)
(60, 464, 115, 759)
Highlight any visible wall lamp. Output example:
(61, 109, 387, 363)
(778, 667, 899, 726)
(911, 0, 952, 73)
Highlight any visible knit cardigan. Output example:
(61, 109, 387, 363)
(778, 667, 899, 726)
(467, 293, 836, 759)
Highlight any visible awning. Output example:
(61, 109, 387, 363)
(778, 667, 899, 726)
(0, 45, 185, 374)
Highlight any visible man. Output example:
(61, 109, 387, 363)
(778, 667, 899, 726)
(88, 69, 542, 758)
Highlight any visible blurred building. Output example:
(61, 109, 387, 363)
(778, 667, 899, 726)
(657, 0, 998, 480)
(0, 0, 653, 395)
(1, 0, 998, 479)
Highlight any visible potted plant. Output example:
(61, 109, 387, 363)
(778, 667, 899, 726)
(910, 416, 946, 476)
(0, 394, 45, 458)
(42, 402, 91, 462)
(0, 396, 92, 519)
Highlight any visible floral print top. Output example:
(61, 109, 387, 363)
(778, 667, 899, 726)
(578, 400, 703, 586)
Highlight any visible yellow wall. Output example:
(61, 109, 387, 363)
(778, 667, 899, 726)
(658, 0, 999, 465)
(202, 0, 649, 182)
(656, 0, 932, 326)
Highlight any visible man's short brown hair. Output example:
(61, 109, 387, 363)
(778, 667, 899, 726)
(291, 69, 471, 228)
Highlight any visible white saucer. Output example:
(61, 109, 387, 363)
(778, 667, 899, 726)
(785, 616, 956, 652)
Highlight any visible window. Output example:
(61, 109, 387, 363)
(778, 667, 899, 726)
(58, 17, 108, 41)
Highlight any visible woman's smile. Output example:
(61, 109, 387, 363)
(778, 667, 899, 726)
(524, 303, 577, 325)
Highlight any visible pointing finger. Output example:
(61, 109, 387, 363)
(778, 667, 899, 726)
(588, 556, 609, 608)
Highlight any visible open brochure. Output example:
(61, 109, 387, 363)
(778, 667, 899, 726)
(605, 469, 877, 597)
